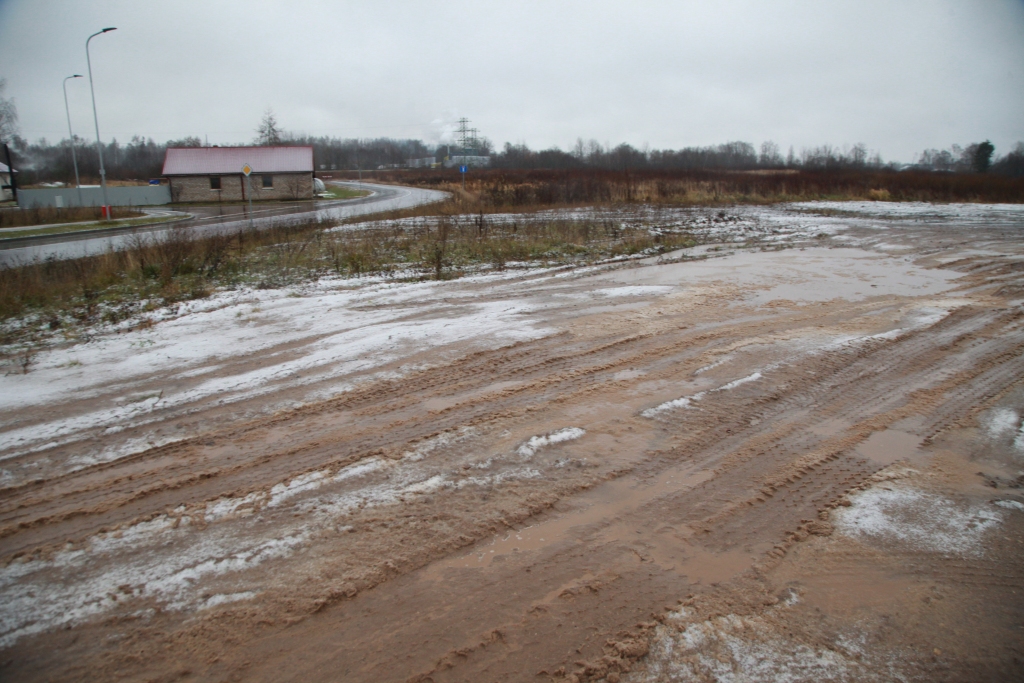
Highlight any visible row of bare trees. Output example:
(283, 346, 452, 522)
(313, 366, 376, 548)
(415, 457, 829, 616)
(912, 141, 1024, 175)
(1, 97, 1019, 182)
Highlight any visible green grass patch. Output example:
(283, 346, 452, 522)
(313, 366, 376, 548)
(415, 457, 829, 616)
(321, 185, 372, 200)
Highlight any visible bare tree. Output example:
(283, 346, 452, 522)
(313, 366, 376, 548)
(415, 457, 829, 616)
(992, 142, 1024, 177)
(255, 108, 282, 146)
(849, 143, 868, 167)
(572, 137, 586, 160)
(759, 141, 782, 167)
(283, 174, 305, 200)
(0, 78, 18, 142)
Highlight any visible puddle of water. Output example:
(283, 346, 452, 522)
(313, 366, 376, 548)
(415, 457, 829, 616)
(854, 429, 923, 465)
(657, 546, 756, 586)
(426, 464, 714, 573)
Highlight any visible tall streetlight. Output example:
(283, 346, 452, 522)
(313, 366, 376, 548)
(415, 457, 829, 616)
(86, 27, 116, 218)
(62, 74, 84, 206)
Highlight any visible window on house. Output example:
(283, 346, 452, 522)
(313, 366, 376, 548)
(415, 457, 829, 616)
(262, 175, 273, 188)
(210, 176, 221, 190)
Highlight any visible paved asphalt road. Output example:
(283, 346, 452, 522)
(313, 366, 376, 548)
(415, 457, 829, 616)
(0, 182, 447, 265)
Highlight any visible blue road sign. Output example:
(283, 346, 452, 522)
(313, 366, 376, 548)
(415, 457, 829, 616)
(460, 165, 467, 173)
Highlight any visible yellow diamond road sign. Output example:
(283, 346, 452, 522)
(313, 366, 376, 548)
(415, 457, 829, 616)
(242, 163, 253, 176)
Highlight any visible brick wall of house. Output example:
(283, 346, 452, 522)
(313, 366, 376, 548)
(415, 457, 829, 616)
(167, 173, 314, 203)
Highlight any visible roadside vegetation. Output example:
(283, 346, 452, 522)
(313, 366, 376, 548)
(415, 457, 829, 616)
(363, 167, 1024, 206)
(0, 205, 143, 229)
(2, 166, 1023, 358)
(0, 204, 695, 351)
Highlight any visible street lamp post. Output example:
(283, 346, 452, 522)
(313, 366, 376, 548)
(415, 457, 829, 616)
(86, 27, 116, 218)
(62, 74, 84, 206)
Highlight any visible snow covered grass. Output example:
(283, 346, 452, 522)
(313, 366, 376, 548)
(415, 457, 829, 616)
(790, 201, 1024, 226)
(0, 208, 696, 348)
(6, 196, 1004, 359)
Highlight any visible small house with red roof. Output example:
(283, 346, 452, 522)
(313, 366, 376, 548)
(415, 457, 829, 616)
(162, 146, 314, 203)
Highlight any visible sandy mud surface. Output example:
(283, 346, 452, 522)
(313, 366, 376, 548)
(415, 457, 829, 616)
(2, 202, 1023, 681)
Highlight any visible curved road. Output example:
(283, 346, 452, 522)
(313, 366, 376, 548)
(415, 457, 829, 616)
(0, 182, 447, 265)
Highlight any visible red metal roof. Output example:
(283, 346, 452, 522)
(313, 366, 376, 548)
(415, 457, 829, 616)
(162, 146, 313, 175)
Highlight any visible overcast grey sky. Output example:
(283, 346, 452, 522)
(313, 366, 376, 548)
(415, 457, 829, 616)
(1, 0, 1022, 161)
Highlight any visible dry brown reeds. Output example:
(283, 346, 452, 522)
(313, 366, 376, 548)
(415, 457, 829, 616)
(351, 168, 1024, 207)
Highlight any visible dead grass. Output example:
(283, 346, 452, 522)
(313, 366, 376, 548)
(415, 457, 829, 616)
(15, 165, 1013, 346)
(356, 168, 1024, 206)
(0, 208, 694, 346)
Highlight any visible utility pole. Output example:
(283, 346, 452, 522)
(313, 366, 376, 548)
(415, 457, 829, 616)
(86, 27, 117, 218)
(63, 75, 84, 206)
(457, 118, 470, 159)
(456, 117, 472, 190)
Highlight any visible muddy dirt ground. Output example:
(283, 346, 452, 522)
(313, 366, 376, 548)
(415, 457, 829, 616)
(2, 203, 1023, 682)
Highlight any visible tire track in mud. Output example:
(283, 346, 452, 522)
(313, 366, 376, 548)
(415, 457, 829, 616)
(0, 300, 900, 555)
(410, 332, 1024, 681)
(282, 297, 1024, 682)
(5, 240, 1024, 681)
(584, 304, 1024, 567)
(2, 299, 1015, 573)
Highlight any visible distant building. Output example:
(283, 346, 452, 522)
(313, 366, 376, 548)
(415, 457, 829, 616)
(0, 161, 16, 201)
(162, 146, 314, 203)
(443, 155, 490, 169)
(408, 157, 437, 169)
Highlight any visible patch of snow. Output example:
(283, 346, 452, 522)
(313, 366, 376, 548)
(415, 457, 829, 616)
(694, 356, 731, 375)
(402, 427, 476, 462)
(517, 427, 586, 458)
(987, 408, 1021, 439)
(633, 611, 863, 683)
(402, 474, 446, 494)
(201, 591, 258, 609)
(0, 280, 549, 483)
(641, 393, 705, 417)
(717, 371, 762, 392)
(834, 486, 1002, 557)
(268, 470, 328, 508)
(642, 372, 762, 417)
